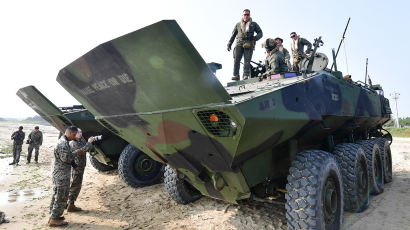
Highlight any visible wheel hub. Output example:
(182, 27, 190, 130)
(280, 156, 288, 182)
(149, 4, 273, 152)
(134, 155, 155, 176)
(323, 177, 338, 224)
(357, 161, 368, 203)
(374, 156, 382, 183)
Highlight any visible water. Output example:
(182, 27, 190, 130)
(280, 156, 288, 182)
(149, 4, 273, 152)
(0, 157, 14, 183)
(0, 188, 43, 205)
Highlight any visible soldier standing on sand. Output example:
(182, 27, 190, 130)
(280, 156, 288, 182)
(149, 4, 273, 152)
(67, 128, 93, 212)
(227, 9, 263, 81)
(48, 126, 93, 227)
(27, 126, 43, 163)
(290, 32, 312, 72)
(9, 126, 25, 165)
(275, 37, 291, 70)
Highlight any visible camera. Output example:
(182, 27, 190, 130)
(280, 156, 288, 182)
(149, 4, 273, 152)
(92, 135, 103, 141)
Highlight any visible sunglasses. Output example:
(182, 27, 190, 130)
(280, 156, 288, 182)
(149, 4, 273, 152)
(291, 35, 296, 38)
(243, 14, 250, 16)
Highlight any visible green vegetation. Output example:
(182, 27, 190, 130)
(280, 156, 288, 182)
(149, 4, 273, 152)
(0, 144, 13, 159)
(385, 128, 410, 138)
(22, 115, 49, 125)
(384, 117, 410, 128)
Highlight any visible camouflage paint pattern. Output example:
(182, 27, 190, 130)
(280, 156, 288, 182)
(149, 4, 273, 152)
(56, 20, 391, 203)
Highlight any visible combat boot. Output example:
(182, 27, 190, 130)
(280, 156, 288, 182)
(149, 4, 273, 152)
(67, 203, 82, 212)
(9, 162, 15, 165)
(48, 217, 68, 227)
(231, 75, 239, 81)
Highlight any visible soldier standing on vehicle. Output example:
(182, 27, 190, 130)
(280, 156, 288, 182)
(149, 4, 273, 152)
(227, 9, 263, 81)
(67, 128, 93, 212)
(262, 38, 288, 77)
(290, 32, 312, 72)
(27, 126, 43, 163)
(48, 126, 93, 227)
(9, 126, 25, 165)
(275, 37, 291, 70)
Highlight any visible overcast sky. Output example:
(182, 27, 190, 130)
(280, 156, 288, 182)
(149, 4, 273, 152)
(0, 0, 409, 119)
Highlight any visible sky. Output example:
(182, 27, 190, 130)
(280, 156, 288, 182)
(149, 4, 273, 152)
(0, 0, 409, 119)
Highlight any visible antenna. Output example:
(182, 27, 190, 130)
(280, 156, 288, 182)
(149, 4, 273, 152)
(390, 92, 400, 128)
(331, 17, 351, 71)
(365, 58, 368, 86)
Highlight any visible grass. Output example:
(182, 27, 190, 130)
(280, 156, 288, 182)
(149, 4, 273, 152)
(385, 128, 410, 138)
(0, 144, 13, 159)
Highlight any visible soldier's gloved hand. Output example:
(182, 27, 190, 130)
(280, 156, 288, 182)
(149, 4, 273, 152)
(227, 43, 232, 51)
(77, 149, 85, 154)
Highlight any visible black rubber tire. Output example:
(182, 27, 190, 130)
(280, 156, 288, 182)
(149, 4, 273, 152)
(286, 150, 343, 230)
(356, 140, 384, 195)
(376, 138, 393, 183)
(332, 143, 369, 212)
(89, 155, 116, 172)
(118, 144, 164, 188)
(164, 165, 202, 204)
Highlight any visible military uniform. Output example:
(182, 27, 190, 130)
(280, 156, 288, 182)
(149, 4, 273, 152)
(49, 135, 90, 219)
(291, 36, 312, 72)
(264, 48, 288, 76)
(228, 18, 263, 79)
(68, 138, 92, 205)
(10, 130, 25, 164)
(27, 130, 43, 163)
(277, 45, 291, 70)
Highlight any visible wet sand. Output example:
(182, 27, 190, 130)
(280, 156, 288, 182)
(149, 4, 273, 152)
(0, 121, 409, 230)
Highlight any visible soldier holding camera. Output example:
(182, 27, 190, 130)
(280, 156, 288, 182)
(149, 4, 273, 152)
(27, 126, 43, 163)
(227, 9, 263, 81)
(67, 128, 94, 212)
(9, 126, 25, 165)
(49, 126, 93, 227)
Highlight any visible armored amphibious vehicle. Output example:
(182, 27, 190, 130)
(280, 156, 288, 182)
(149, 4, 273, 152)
(56, 20, 392, 229)
(17, 86, 164, 188)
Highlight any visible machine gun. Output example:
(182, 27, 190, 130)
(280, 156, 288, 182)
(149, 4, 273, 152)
(250, 60, 266, 78)
(239, 60, 266, 79)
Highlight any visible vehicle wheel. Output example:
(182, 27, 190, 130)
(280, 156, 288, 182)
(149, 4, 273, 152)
(164, 165, 202, 204)
(333, 143, 369, 212)
(89, 155, 116, 172)
(356, 140, 384, 195)
(118, 144, 164, 188)
(377, 138, 393, 183)
(286, 150, 343, 230)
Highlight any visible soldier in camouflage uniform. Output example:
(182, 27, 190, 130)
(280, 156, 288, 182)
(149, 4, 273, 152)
(67, 129, 93, 212)
(290, 32, 312, 72)
(9, 126, 25, 165)
(275, 37, 291, 70)
(48, 126, 93, 227)
(27, 126, 43, 163)
(227, 9, 263, 81)
(262, 38, 288, 78)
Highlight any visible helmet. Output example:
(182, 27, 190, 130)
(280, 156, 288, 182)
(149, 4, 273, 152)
(262, 38, 277, 51)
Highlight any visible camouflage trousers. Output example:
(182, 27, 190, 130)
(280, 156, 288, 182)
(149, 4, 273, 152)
(68, 166, 85, 204)
(49, 185, 69, 218)
(233, 45, 254, 77)
(27, 144, 40, 162)
(12, 143, 22, 163)
(292, 57, 300, 72)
